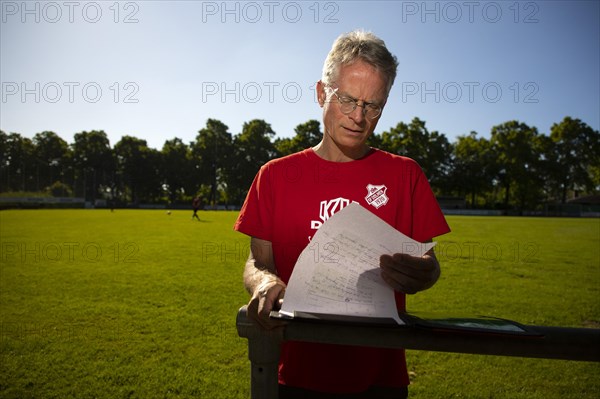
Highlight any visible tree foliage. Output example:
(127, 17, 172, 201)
(191, 119, 234, 205)
(161, 138, 193, 204)
(379, 117, 452, 193)
(230, 119, 277, 205)
(489, 121, 543, 210)
(549, 117, 600, 203)
(450, 131, 494, 207)
(275, 119, 322, 156)
(114, 136, 161, 205)
(1, 131, 35, 192)
(71, 130, 114, 202)
(1, 116, 598, 210)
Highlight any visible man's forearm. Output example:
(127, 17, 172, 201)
(243, 257, 281, 295)
(243, 237, 281, 295)
(243, 253, 287, 329)
(243, 258, 264, 295)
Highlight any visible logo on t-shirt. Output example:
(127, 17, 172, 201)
(365, 184, 389, 209)
(310, 197, 354, 230)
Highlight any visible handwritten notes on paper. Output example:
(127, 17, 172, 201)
(279, 203, 436, 324)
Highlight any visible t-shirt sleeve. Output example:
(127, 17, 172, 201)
(233, 163, 274, 241)
(411, 164, 451, 242)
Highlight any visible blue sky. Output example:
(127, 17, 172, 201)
(1, 0, 599, 150)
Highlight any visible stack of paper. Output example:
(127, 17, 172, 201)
(279, 203, 435, 325)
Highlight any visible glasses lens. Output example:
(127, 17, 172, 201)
(333, 90, 381, 119)
(365, 106, 381, 119)
(339, 100, 355, 115)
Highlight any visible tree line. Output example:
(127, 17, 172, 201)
(1, 116, 598, 211)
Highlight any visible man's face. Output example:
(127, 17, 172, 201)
(317, 60, 388, 155)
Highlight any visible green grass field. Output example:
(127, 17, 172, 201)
(0, 210, 599, 398)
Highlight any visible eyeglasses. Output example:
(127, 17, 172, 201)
(326, 85, 383, 120)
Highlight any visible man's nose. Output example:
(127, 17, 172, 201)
(348, 102, 367, 123)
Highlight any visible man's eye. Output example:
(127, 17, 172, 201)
(367, 104, 380, 110)
(339, 97, 355, 104)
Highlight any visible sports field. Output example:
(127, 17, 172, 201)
(0, 209, 599, 398)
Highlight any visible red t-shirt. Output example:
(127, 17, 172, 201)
(234, 148, 451, 393)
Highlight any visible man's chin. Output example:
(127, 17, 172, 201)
(339, 130, 369, 147)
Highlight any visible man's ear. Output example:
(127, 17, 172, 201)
(316, 80, 326, 107)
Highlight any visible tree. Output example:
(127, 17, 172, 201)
(380, 117, 451, 192)
(71, 131, 114, 202)
(231, 119, 277, 204)
(0, 131, 36, 192)
(114, 136, 161, 205)
(0, 131, 8, 190)
(450, 132, 494, 208)
(549, 117, 600, 203)
(490, 121, 543, 210)
(32, 131, 71, 193)
(161, 138, 193, 204)
(275, 120, 323, 156)
(367, 131, 383, 149)
(191, 119, 234, 206)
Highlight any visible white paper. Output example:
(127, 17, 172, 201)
(280, 203, 436, 325)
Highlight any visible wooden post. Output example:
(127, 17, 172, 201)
(236, 307, 283, 399)
(236, 305, 600, 399)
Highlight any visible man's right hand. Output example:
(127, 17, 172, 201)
(247, 277, 287, 330)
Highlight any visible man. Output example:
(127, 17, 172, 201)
(234, 30, 451, 398)
(192, 196, 201, 221)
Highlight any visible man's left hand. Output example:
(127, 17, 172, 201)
(379, 250, 440, 294)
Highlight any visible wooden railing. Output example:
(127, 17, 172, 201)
(236, 305, 600, 399)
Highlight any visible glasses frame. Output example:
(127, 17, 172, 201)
(325, 84, 383, 120)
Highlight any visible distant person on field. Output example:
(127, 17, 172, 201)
(192, 196, 201, 221)
(234, 30, 451, 398)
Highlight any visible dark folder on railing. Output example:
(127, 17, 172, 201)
(271, 310, 543, 337)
